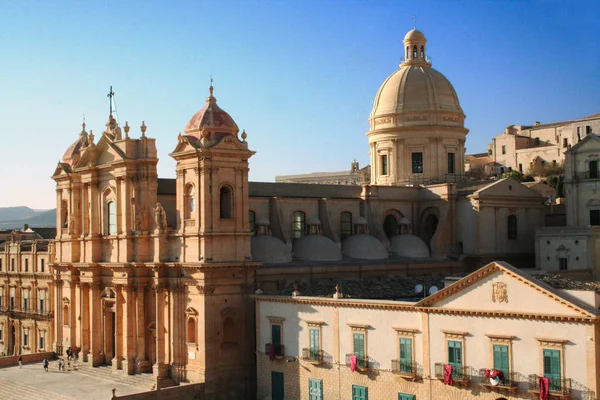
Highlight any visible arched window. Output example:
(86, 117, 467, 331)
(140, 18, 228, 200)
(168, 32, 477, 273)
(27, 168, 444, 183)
(420, 46, 424, 58)
(507, 215, 517, 240)
(187, 317, 196, 343)
(293, 211, 306, 239)
(340, 212, 352, 240)
(406, 46, 409, 59)
(61, 200, 68, 228)
(22, 289, 29, 311)
(220, 186, 233, 219)
(413, 45, 418, 58)
(63, 304, 70, 326)
(184, 184, 195, 220)
(223, 317, 236, 343)
(383, 215, 398, 239)
(249, 210, 256, 235)
(107, 201, 117, 235)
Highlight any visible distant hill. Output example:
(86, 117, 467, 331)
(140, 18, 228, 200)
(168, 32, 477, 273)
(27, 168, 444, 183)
(0, 207, 56, 230)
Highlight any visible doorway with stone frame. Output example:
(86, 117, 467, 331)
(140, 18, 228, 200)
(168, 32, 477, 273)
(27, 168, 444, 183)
(101, 288, 117, 366)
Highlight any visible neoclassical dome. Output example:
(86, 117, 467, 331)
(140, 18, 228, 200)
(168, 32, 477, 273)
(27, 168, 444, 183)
(62, 123, 92, 166)
(251, 236, 292, 264)
(390, 234, 430, 258)
(342, 235, 388, 260)
(368, 29, 465, 131)
(293, 235, 342, 262)
(184, 85, 239, 138)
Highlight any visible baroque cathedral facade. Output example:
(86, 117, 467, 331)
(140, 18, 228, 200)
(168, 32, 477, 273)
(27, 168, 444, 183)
(0, 28, 548, 400)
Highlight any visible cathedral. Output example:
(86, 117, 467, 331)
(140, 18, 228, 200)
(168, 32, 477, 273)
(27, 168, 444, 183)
(0, 28, 548, 399)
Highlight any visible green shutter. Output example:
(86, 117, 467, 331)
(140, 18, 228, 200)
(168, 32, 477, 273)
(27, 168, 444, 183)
(448, 340, 462, 368)
(271, 324, 281, 344)
(353, 333, 365, 367)
(310, 328, 319, 351)
(493, 345, 509, 377)
(272, 371, 284, 400)
(400, 337, 412, 373)
(399, 393, 416, 400)
(309, 378, 322, 400)
(352, 385, 368, 400)
(543, 349, 561, 391)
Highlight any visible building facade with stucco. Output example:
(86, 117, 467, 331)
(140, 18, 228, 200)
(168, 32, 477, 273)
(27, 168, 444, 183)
(255, 261, 600, 400)
(536, 133, 600, 275)
(44, 27, 552, 399)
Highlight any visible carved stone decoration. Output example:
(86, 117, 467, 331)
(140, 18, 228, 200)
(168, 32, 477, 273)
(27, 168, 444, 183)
(153, 203, 167, 232)
(196, 285, 216, 295)
(492, 282, 508, 303)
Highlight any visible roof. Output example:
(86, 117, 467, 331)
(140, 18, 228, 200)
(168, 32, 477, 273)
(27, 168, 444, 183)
(249, 182, 362, 199)
(157, 178, 176, 195)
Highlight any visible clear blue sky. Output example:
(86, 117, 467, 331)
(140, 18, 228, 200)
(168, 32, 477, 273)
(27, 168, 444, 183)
(1, 0, 598, 209)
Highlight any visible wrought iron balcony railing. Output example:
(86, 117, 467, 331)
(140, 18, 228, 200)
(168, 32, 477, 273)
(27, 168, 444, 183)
(265, 343, 284, 357)
(391, 359, 421, 379)
(528, 374, 571, 396)
(478, 369, 519, 391)
(434, 362, 471, 384)
(301, 348, 323, 364)
(345, 353, 369, 370)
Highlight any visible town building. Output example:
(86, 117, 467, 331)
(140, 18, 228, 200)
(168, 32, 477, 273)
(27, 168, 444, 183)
(536, 133, 600, 275)
(255, 261, 600, 400)
(486, 113, 600, 175)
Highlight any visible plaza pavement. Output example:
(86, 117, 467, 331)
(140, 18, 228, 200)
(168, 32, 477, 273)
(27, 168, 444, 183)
(0, 360, 154, 400)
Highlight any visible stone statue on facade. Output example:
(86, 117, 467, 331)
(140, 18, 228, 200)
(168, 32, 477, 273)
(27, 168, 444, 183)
(153, 203, 167, 233)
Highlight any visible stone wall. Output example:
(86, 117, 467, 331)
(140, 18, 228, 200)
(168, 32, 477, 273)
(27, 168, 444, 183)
(112, 383, 205, 400)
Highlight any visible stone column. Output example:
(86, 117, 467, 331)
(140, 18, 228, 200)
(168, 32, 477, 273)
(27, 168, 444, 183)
(153, 285, 168, 378)
(89, 282, 102, 366)
(122, 285, 136, 374)
(80, 283, 90, 362)
(53, 279, 63, 355)
(113, 285, 123, 370)
(136, 284, 150, 373)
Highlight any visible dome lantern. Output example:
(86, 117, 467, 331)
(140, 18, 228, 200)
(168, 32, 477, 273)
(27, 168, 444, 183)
(402, 29, 430, 67)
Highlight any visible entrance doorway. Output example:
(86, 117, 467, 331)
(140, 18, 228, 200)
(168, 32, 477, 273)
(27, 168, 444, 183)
(10, 325, 15, 356)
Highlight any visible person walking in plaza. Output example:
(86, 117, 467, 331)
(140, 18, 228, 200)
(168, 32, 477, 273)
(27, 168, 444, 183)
(17, 355, 22, 368)
(43, 358, 49, 372)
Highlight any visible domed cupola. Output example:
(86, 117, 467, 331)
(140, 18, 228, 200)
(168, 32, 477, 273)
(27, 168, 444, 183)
(342, 217, 388, 260)
(62, 122, 93, 167)
(366, 27, 469, 186)
(389, 217, 430, 258)
(251, 217, 292, 264)
(293, 217, 342, 262)
(184, 83, 240, 140)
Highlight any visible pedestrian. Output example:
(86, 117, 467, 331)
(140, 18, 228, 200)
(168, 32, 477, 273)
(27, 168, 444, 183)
(66, 346, 72, 361)
(58, 358, 64, 371)
(43, 358, 49, 372)
(17, 355, 22, 368)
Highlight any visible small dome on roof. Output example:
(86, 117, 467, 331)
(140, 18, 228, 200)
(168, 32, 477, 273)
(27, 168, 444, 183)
(62, 123, 91, 166)
(184, 85, 239, 138)
(342, 235, 388, 260)
(251, 236, 292, 264)
(306, 216, 321, 225)
(390, 234, 430, 258)
(293, 235, 341, 262)
(404, 28, 426, 42)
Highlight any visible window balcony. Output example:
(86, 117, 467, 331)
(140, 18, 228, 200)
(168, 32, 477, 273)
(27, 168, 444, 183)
(478, 369, 519, 393)
(345, 353, 370, 371)
(265, 343, 285, 359)
(528, 375, 571, 398)
(575, 171, 599, 180)
(434, 362, 471, 386)
(391, 359, 422, 380)
(301, 348, 323, 365)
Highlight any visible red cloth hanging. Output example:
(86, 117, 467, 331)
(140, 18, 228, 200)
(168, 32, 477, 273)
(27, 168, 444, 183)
(539, 376, 550, 400)
(268, 344, 275, 361)
(443, 364, 453, 385)
(484, 369, 505, 383)
(350, 355, 357, 372)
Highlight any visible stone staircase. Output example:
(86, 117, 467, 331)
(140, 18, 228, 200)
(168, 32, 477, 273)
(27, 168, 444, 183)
(0, 377, 76, 400)
(70, 361, 156, 390)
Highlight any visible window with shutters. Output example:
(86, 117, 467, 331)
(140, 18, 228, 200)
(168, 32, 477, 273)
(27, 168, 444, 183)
(537, 338, 566, 392)
(486, 334, 514, 384)
(268, 316, 285, 357)
(347, 323, 370, 370)
(309, 378, 323, 400)
(352, 384, 368, 400)
(493, 345, 510, 377)
(448, 340, 462, 369)
(398, 393, 416, 400)
(399, 337, 413, 374)
(309, 328, 320, 359)
(443, 330, 468, 380)
(271, 371, 284, 400)
(589, 160, 599, 179)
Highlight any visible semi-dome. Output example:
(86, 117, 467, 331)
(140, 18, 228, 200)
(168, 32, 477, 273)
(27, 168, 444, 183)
(390, 234, 430, 258)
(251, 236, 292, 264)
(184, 85, 239, 138)
(293, 235, 342, 262)
(342, 235, 388, 260)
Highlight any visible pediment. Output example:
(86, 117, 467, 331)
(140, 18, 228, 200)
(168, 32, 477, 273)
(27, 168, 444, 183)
(51, 162, 72, 178)
(471, 178, 542, 199)
(416, 262, 596, 319)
